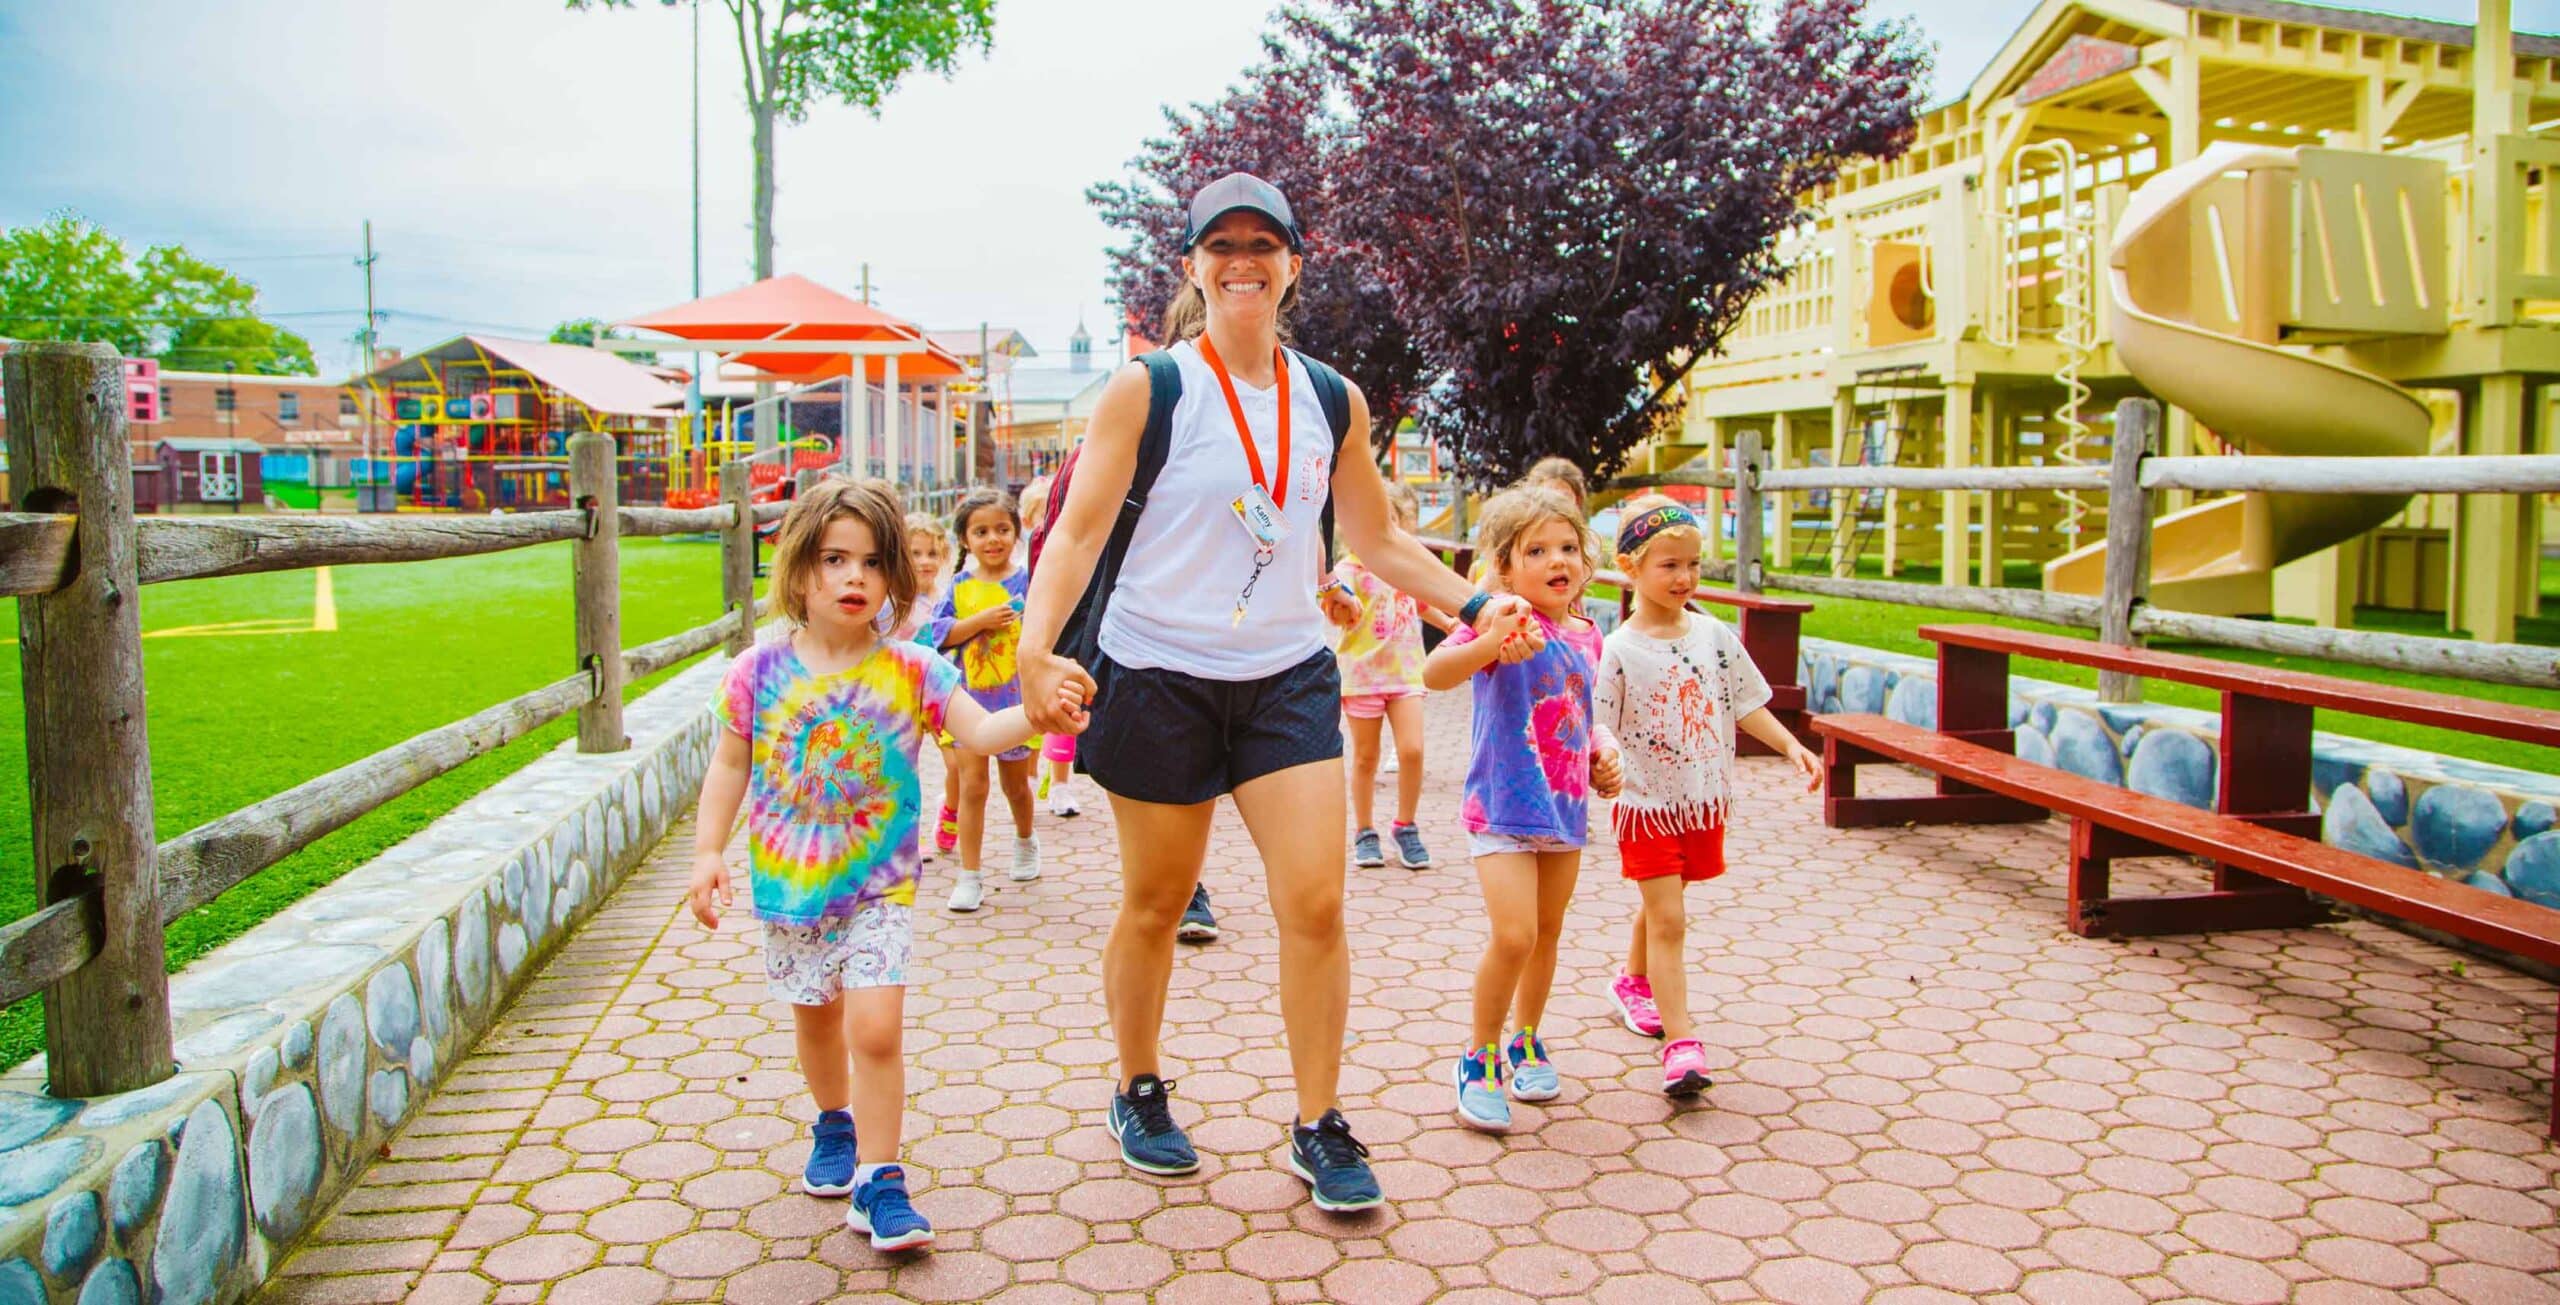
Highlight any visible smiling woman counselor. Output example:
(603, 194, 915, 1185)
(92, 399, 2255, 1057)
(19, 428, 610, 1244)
(1018, 173, 1530, 1213)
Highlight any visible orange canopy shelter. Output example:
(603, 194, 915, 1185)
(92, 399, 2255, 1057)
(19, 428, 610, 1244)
(616, 274, 966, 383)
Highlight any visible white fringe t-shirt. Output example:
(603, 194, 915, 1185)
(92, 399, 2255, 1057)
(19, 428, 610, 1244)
(1593, 612, 1773, 841)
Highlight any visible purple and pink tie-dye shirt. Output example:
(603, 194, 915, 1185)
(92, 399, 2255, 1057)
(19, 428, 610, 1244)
(1446, 611, 1607, 845)
(715, 639, 962, 924)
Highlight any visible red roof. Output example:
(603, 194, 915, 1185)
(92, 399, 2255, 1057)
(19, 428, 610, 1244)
(617, 274, 967, 383)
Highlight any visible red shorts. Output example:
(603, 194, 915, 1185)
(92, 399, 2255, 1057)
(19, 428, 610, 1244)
(1618, 824, 1726, 883)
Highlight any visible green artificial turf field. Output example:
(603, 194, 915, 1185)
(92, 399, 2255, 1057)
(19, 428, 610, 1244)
(0, 534, 749, 1071)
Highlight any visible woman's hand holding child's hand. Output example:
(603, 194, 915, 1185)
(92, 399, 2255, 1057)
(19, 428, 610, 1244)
(1591, 748, 1624, 800)
(1319, 584, 1360, 628)
(687, 851, 733, 930)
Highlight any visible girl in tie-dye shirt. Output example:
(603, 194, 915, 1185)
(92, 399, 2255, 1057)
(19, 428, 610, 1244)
(1328, 481, 1453, 871)
(688, 479, 1058, 1253)
(1421, 486, 1623, 1134)
(926, 489, 1041, 912)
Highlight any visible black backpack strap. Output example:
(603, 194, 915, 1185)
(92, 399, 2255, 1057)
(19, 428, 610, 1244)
(1057, 352, 1181, 665)
(1299, 353, 1354, 572)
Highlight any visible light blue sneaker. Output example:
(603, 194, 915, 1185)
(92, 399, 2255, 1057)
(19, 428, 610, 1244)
(799, 1109, 856, 1196)
(847, 1165, 934, 1252)
(1452, 1045, 1510, 1131)
(1506, 1028, 1561, 1102)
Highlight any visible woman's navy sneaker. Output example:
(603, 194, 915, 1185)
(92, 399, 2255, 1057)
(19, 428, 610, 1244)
(846, 1165, 933, 1251)
(1288, 1109, 1383, 1213)
(1177, 885, 1219, 942)
(799, 1109, 857, 1196)
(1109, 1074, 1200, 1175)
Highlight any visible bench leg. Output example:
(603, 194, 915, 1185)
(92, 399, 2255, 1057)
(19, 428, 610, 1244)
(2068, 819, 2332, 939)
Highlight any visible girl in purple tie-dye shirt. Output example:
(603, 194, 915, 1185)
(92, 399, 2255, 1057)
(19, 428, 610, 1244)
(1422, 486, 1622, 1134)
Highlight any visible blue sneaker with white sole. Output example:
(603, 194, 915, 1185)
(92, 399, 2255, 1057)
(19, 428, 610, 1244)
(847, 1165, 934, 1252)
(799, 1109, 856, 1196)
(1288, 1109, 1383, 1213)
(1505, 1027, 1562, 1102)
(1452, 1045, 1510, 1131)
(1108, 1073, 1200, 1175)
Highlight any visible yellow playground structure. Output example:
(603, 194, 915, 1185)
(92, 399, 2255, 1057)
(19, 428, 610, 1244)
(1667, 0, 2560, 641)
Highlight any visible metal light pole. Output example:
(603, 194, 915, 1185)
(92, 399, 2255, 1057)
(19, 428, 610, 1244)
(686, 0, 705, 457)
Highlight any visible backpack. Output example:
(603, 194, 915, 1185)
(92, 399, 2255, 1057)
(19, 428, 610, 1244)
(1048, 347, 1353, 670)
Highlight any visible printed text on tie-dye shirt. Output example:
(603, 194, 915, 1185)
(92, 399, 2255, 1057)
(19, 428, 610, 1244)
(715, 641, 960, 924)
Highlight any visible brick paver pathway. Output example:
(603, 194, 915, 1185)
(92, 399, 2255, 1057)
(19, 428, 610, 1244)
(266, 690, 2560, 1303)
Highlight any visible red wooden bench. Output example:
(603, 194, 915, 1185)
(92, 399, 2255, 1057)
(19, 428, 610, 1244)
(1811, 623, 2560, 1135)
(1414, 535, 1813, 752)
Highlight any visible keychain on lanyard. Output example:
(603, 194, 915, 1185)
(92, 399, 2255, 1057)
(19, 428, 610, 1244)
(1201, 334, 1291, 627)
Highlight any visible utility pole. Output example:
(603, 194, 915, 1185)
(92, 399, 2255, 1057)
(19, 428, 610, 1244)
(859, 263, 873, 305)
(357, 219, 379, 512)
(687, 0, 704, 454)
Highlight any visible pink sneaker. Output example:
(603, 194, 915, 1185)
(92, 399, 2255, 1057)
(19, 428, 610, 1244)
(1609, 973, 1662, 1038)
(1663, 1039, 1713, 1097)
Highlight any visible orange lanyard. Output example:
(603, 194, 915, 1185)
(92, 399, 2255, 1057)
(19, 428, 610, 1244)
(1198, 334, 1289, 504)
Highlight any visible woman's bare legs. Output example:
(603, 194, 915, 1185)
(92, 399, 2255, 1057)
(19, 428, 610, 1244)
(1231, 758, 1352, 1122)
(1101, 792, 1217, 1087)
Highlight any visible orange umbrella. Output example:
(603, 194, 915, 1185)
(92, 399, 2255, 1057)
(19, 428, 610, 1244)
(618, 274, 967, 382)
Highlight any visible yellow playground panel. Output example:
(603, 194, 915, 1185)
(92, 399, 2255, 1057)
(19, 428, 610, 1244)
(1668, 0, 2560, 641)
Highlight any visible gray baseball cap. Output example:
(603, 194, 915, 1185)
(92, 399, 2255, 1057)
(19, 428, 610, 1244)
(1181, 172, 1304, 253)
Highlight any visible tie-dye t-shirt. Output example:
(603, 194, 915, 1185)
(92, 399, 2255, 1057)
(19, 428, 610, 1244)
(1332, 556, 1426, 696)
(927, 565, 1030, 713)
(715, 638, 962, 924)
(1446, 611, 1608, 844)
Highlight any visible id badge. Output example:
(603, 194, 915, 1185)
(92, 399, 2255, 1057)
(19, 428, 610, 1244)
(1230, 485, 1288, 549)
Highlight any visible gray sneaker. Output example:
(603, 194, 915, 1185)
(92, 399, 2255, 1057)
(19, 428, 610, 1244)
(1351, 828, 1385, 868)
(1390, 824, 1431, 870)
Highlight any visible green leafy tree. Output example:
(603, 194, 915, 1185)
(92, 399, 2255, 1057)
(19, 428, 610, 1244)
(550, 316, 659, 364)
(572, 0, 997, 279)
(0, 214, 316, 373)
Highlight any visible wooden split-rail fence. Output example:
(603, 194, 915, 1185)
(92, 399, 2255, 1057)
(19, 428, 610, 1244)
(0, 341, 795, 1100)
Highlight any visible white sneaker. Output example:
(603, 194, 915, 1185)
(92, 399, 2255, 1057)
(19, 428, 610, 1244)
(946, 873, 983, 913)
(1381, 753, 1399, 774)
(1048, 780, 1080, 818)
(1009, 835, 1041, 882)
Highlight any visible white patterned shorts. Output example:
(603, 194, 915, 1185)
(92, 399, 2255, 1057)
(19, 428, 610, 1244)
(1466, 831, 1582, 859)
(761, 900, 913, 1006)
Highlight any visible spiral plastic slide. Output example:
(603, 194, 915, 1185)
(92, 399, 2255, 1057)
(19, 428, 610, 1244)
(2044, 143, 2433, 616)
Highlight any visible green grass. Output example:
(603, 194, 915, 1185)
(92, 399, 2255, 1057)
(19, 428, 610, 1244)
(0, 536, 748, 1071)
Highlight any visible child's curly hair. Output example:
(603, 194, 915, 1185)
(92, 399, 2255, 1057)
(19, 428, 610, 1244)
(1475, 485, 1596, 601)
(770, 477, 917, 631)
(1519, 456, 1590, 511)
(949, 487, 1022, 552)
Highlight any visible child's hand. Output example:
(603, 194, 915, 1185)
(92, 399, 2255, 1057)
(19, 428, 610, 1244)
(1496, 609, 1546, 664)
(1592, 747, 1623, 800)
(1785, 741, 1822, 792)
(1320, 587, 1360, 627)
(687, 851, 733, 930)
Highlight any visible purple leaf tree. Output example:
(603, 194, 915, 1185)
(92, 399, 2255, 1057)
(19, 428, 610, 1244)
(1290, 0, 1929, 483)
(1089, 49, 1430, 457)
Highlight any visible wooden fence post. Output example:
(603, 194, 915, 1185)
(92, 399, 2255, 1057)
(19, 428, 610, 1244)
(1735, 428, 1765, 594)
(721, 461, 756, 654)
(2098, 398, 2159, 703)
(568, 433, 626, 752)
(3, 341, 174, 1096)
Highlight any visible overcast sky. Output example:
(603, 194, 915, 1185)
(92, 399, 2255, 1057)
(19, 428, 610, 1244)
(2, 0, 2545, 376)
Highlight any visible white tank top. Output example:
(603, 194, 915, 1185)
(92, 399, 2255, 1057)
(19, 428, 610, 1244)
(1099, 339, 1336, 681)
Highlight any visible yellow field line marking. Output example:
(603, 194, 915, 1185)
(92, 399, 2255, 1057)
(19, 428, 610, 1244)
(313, 567, 337, 632)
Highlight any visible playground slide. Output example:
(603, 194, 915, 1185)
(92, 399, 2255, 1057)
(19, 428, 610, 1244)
(2044, 143, 2432, 615)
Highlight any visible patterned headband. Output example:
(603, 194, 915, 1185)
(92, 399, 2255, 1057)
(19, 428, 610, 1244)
(1617, 503, 1699, 557)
